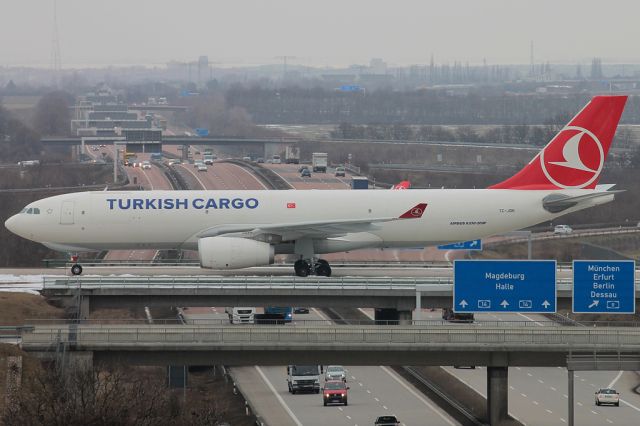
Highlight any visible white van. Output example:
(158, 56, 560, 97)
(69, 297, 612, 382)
(225, 307, 256, 324)
(554, 224, 573, 234)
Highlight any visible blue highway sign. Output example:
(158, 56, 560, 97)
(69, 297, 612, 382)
(438, 239, 482, 251)
(454, 260, 556, 313)
(572, 260, 635, 314)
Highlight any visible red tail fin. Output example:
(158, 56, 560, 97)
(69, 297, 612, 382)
(489, 95, 627, 190)
(392, 180, 411, 190)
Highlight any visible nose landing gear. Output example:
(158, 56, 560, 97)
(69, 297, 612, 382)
(70, 254, 83, 276)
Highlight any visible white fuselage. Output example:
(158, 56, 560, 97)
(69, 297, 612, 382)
(5, 188, 607, 254)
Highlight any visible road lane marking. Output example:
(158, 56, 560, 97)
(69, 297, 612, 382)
(383, 406, 388, 410)
(545, 409, 553, 414)
(254, 366, 303, 426)
(516, 312, 544, 326)
(537, 379, 544, 384)
(563, 394, 568, 398)
(180, 165, 207, 189)
(606, 419, 613, 424)
(533, 401, 539, 405)
(375, 397, 380, 402)
(590, 410, 598, 415)
(560, 418, 566, 423)
(380, 366, 456, 426)
(550, 387, 556, 391)
(520, 393, 527, 398)
(527, 373, 533, 377)
(607, 370, 624, 389)
(577, 402, 583, 406)
(620, 398, 640, 412)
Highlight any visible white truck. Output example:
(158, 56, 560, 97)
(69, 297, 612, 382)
(287, 365, 322, 394)
(285, 146, 300, 164)
(225, 307, 256, 324)
(312, 152, 328, 173)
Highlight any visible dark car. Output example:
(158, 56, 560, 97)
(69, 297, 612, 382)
(294, 307, 309, 314)
(298, 165, 309, 172)
(301, 168, 311, 177)
(374, 415, 400, 425)
(323, 380, 349, 406)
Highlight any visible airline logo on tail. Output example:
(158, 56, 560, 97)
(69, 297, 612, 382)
(540, 126, 604, 188)
(490, 96, 627, 190)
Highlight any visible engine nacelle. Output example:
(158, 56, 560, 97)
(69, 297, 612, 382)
(198, 237, 274, 269)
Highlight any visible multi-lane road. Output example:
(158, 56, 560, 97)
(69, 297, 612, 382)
(179, 307, 459, 426)
(168, 150, 460, 426)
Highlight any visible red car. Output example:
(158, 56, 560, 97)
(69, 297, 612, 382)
(322, 380, 349, 406)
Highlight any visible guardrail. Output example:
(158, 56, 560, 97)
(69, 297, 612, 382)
(22, 318, 640, 328)
(488, 226, 640, 246)
(41, 275, 454, 289)
(43, 275, 640, 290)
(20, 325, 640, 347)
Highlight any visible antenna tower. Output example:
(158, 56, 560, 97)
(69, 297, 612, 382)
(51, 0, 62, 88)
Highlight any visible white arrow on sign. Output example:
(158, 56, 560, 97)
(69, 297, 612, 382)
(459, 300, 468, 308)
(588, 300, 599, 309)
(500, 300, 509, 308)
(542, 300, 550, 309)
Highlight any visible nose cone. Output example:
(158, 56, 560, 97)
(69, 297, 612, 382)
(4, 214, 24, 238)
(4, 215, 18, 234)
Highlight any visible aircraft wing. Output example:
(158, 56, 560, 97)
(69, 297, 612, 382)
(196, 203, 427, 240)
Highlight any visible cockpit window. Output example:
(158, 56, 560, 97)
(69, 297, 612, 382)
(26, 208, 33, 214)
(33, 208, 40, 214)
(20, 208, 27, 213)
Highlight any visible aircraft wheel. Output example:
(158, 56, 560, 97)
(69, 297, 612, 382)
(294, 260, 311, 277)
(315, 262, 332, 277)
(71, 264, 83, 276)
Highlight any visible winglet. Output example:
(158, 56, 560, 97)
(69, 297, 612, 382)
(399, 203, 427, 219)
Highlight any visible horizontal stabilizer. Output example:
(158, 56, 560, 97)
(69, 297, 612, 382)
(542, 190, 623, 213)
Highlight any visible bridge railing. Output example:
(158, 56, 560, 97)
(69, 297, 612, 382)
(22, 318, 640, 328)
(20, 325, 640, 347)
(41, 275, 454, 289)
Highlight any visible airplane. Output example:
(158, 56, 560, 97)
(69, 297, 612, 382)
(4, 95, 627, 277)
(391, 180, 411, 190)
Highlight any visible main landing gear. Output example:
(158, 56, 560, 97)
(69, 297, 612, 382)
(70, 254, 83, 276)
(294, 259, 332, 277)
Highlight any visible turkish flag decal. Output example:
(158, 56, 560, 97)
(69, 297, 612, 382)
(287, 202, 296, 209)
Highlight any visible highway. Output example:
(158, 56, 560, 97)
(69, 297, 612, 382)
(432, 311, 640, 426)
(177, 308, 459, 426)
(168, 156, 459, 425)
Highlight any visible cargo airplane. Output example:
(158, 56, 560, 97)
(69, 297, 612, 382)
(5, 96, 627, 277)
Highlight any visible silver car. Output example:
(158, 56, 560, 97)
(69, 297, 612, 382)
(595, 388, 619, 406)
(324, 365, 346, 382)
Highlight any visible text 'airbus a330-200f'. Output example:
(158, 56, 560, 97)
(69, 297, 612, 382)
(5, 96, 627, 277)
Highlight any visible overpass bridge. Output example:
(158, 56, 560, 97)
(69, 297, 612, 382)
(20, 322, 640, 367)
(41, 275, 640, 319)
(19, 321, 640, 426)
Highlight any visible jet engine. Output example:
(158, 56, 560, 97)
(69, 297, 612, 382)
(198, 237, 274, 269)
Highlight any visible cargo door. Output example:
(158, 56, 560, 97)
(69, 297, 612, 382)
(60, 201, 75, 225)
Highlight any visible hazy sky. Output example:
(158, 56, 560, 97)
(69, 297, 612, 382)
(2, 0, 639, 68)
